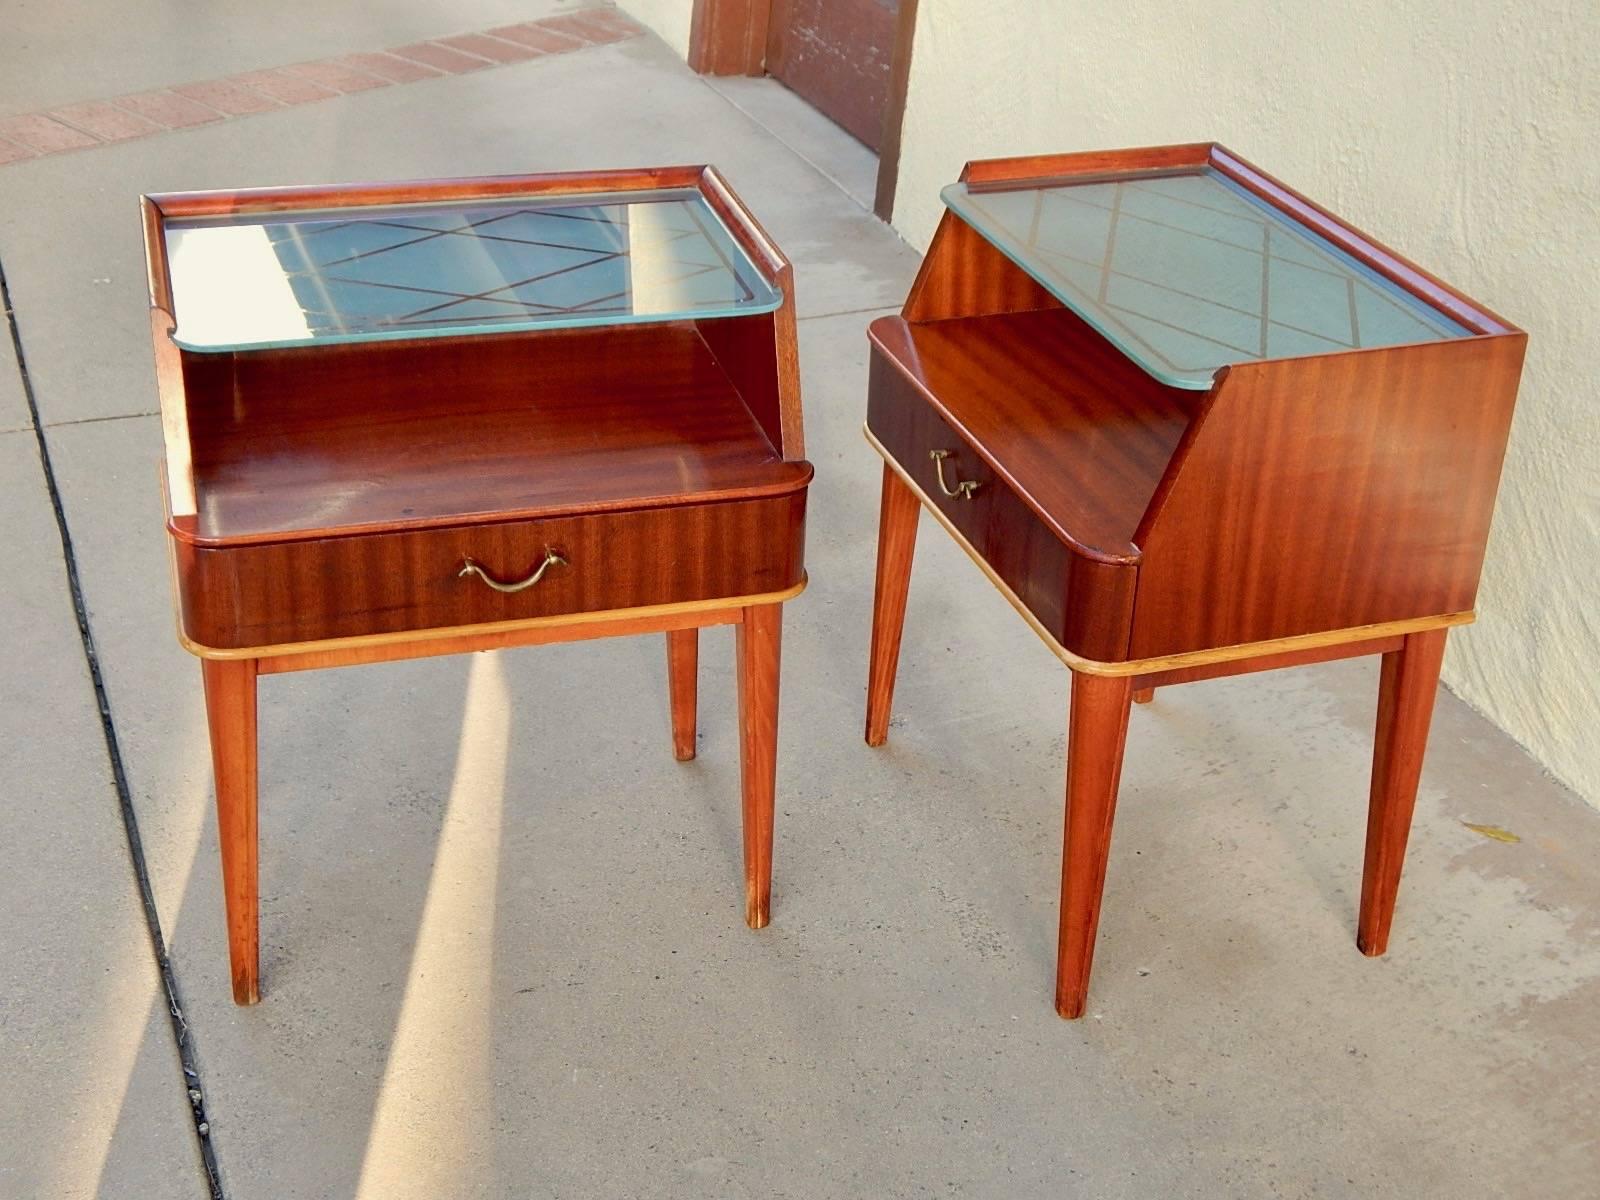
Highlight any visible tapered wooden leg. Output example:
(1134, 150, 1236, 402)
(666, 628, 698, 761)
(736, 603, 782, 929)
(866, 463, 920, 746)
(1358, 628, 1448, 957)
(1132, 687, 1155, 704)
(1056, 671, 1134, 1019)
(201, 657, 260, 1005)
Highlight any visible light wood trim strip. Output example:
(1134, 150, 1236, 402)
(258, 606, 742, 674)
(179, 576, 808, 663)
(864, 425, 1472, 676)
(1132, 635, 1406, 690)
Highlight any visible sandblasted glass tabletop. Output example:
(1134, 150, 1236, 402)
(162, 187, 782, 352)
(942, 168, 1470, 389)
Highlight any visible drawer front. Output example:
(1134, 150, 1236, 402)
(867, 354, 997, 550)
(866, 350, 1133, 661)
(176, 491, 807, 650)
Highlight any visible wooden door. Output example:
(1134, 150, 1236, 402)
(766, 0, 899, 150)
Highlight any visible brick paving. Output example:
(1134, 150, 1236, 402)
(0, 8, 640, 167)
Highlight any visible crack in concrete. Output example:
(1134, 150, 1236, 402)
(1, 255, 226, 1200)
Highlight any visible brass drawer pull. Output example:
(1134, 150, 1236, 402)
(930, 449, 981, 500)
(458, 549, 567, 593)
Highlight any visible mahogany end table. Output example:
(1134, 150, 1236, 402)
(862, 144, 1526, 1017)
(143, 167, 810, 1004)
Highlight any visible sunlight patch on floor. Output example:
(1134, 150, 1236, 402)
(354, 652, 511, 1199)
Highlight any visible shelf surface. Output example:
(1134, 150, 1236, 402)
(185, 324, 804, 542)
(870, 308, 1196, 557)
(163, 187, 781, 352)
(942, 167, 1470, 389)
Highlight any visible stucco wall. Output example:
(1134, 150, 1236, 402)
(614, 0, 692, 59)
(892, 0, 1600, 807)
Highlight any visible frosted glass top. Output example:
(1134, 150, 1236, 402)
(162, 187, 781, 352)
(942, 168, 1470, 389)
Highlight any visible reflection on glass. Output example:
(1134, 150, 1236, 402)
(164, 188, 781, 352)
(943, 168, 1470, 389)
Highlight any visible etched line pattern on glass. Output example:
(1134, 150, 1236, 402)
(944, 169, 1468, 389)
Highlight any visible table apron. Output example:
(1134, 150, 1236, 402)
(173, 491, 807, 650)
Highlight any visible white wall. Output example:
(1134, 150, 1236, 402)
(892, 0, 1600, 807)
(614, 0, 693, 60)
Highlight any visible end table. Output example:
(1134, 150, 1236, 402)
(143, 167, 810, 1004)
(863, 144, 1526, 1017)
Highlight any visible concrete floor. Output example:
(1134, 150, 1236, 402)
(2, 6, 1598, 1198)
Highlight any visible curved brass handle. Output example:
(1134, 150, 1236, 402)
(458, 549, 567, 593)
(930, 449, 981, 500)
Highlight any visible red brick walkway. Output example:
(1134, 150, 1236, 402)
(0, 7, 639, 166)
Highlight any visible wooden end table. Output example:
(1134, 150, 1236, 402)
(863, 144, 1526, 1017)
(142, 167, 810, 1004)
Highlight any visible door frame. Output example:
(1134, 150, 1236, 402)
(687, 0, 919, 222)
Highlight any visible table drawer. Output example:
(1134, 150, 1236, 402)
(866, 348, 1133, 661)
(174, 491, 807, 650)
(869, 365, 998, 553)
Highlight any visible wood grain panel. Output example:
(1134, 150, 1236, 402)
(695, 314, 787, 456)
(1130, 333, 1527, 658)
(902, 210, 1063, 324)
(176, 491, 807, 649)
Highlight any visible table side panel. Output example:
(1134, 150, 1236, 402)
(1129, 332, 1527, 658)
(902, 210, 1065, 324)
(866, 351, 1134, 661)
(695, 313, 791, 457)
(174, 491, 807, 649)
